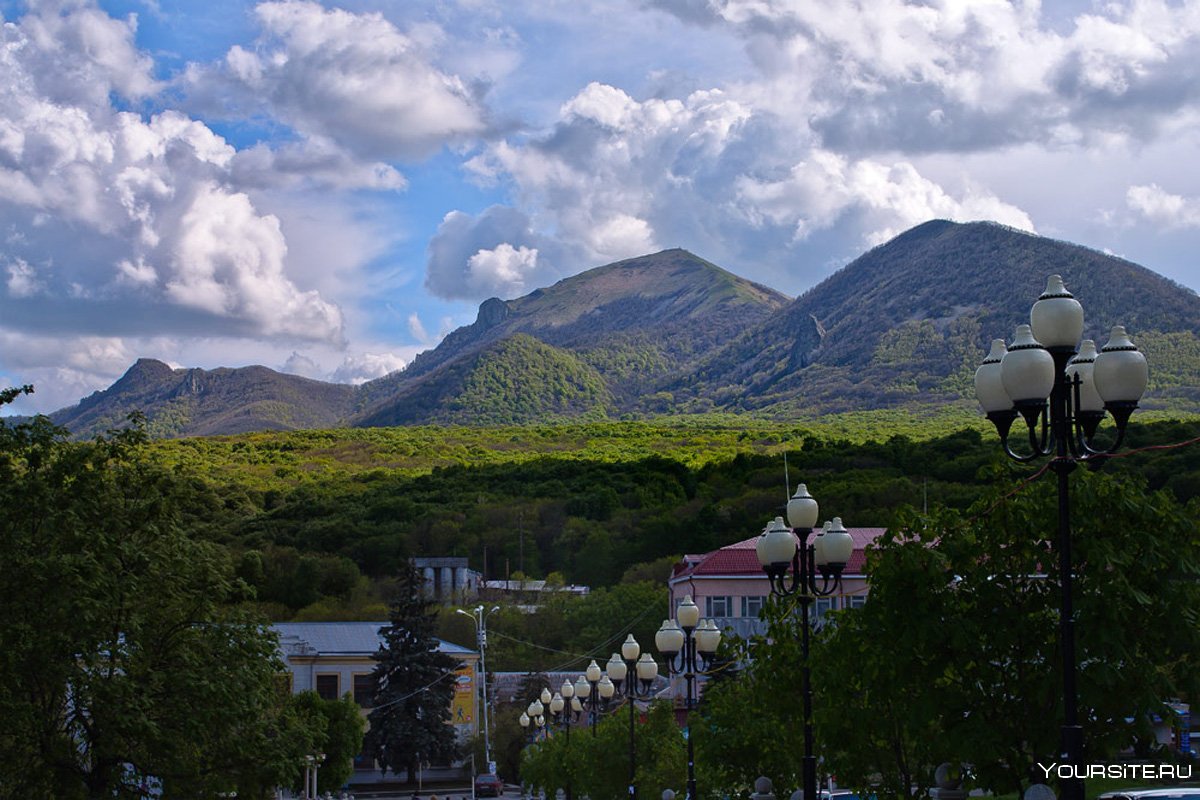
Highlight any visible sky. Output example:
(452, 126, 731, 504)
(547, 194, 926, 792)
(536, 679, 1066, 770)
(4, 0, 1200, 415)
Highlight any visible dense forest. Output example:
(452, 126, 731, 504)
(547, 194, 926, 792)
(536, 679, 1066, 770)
(82, 409, 1191, 671)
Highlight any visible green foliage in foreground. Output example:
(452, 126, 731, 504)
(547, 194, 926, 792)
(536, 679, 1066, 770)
(704, 468, 1200, 800)
(521, 701, 687, 800)
(0, 402, 315, 799)
(287, 692, 365, 795)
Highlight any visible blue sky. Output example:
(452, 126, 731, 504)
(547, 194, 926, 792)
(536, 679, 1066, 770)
(3, 0, 1200, 414)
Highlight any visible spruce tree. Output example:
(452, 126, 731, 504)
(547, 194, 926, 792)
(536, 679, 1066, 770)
(366, 562, 461, 782)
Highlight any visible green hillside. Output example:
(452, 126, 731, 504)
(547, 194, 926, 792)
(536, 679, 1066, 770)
(135, 411, 1200, 620)
(680, 220, 1200, 415)
(33, 223, 1200, 436)
(354, 334, 615, 426)
(51, 359, 356, 439)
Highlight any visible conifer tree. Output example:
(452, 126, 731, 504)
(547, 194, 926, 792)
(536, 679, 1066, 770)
(366, 562, 461, 782)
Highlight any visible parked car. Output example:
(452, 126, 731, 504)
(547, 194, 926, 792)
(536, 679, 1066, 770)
(474, 773, 504, 798)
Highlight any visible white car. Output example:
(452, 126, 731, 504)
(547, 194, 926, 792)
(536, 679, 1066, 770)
(1097, 789, 1200, 800)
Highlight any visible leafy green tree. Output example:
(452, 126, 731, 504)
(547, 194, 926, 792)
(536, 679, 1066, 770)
(811, 468, 1200, 799)
(0, 400, 311, 799)
(489, 703, 529, 782)
(808, 518, 953, 800)
(366, 562, 461, 782)
(522, 701, 685, 800)
(695, 610, 810, 796)
(288, 691, 366, 794)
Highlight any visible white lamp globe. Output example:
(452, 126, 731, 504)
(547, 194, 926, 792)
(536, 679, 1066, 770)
(636, 653, 658, 682)
(1030, 275, 1084, 348)
(655, 619, 684, 655)
(821, 517, 854, 567)
(1093, 326, 1149, 404)
(606, 653, 627, 683)
(757, 516, 797, 568)
(975, 339, 1012, 413)
(1065, 340, 1103, 412)
(621, 634, 640, 662)
(1001, 325, 1055, 403)
(786, 483, 819, 529)
(695, 620, 721, 654)
(676, 596, 701, 629)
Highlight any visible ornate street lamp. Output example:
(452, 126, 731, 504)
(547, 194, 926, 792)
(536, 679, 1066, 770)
(755, 484, 854, 800)
(575, 659, 615, 736)
(606, 635, 660, 800)
(975, 275, 1149, 800)
(655, 596, 721, 800)
(544, 686, 577, 800)
(521, 698, 546, 744)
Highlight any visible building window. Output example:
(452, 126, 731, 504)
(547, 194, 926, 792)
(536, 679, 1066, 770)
(315, 673, 339, 701)
(847, 595, 866, 610)
(741, 595, 766, 618)
(705, 596, 733, 618)
(353, 673, 376, 707)
(814, 597, 836, 625)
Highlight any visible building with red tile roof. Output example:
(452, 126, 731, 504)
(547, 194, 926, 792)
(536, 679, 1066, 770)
(667, 526, 887, 639)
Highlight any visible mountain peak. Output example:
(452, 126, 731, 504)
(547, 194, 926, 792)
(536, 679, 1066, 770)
(682, 219, 1200, 415)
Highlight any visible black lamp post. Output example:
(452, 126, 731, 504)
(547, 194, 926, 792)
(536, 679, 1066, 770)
(606, 635, 660, 800)
(755, 485, 854, 800)
(655, 596, 721, 800)
(549, 681, 579, 800)
(974, 275, 1149, 800)
(574, 660, 615, 736)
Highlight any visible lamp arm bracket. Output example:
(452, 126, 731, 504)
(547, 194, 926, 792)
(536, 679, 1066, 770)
(1074, 420, 1128, 459)
(1002, 429, 1052, 463)
(810, 573, 842, 598)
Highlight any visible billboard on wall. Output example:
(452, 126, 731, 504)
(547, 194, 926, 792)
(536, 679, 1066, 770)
(451, 663, 475, 726)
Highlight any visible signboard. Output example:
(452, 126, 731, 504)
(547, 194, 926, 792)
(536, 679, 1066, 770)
(451, 664, 475, 726)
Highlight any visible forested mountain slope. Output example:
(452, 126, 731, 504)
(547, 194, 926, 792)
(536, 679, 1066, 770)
(36, 223, 1200, 437)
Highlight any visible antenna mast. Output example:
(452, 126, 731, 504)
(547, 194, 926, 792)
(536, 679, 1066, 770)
(784, 451, 791, 500)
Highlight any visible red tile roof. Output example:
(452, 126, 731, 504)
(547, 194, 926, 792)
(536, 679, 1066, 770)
(672, 528, 886, 579)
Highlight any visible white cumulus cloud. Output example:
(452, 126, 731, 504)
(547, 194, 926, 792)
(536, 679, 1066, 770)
(1126, 183, 1200, 228)
(186, 0, 488, 161)
(331, 352, 409, 384)
(452, 80, 1030, 292)
(0, 2, 345, 346)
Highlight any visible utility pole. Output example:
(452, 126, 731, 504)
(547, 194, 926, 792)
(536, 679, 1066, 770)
(458, 605, 500, 772)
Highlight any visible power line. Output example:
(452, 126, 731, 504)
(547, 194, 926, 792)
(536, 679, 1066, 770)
(973, 432, 1200, 520)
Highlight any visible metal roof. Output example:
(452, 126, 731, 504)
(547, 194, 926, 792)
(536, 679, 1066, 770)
(272, 621, 476, 656)
(670, 528, 886, 581)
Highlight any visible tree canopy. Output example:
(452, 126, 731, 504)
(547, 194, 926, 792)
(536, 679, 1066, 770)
(366, 562, 462, 782)
(0, 399, 312, 799)
(714, 467, 1200, 800)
